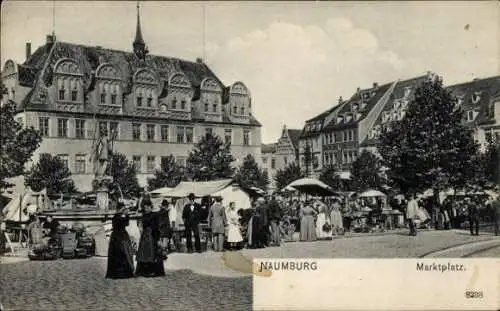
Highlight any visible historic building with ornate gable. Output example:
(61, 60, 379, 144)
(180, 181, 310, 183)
(1, 8, 261, 191)
(261, 125, 301, 191)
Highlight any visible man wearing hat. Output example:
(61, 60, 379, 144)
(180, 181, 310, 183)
(466, 197, 480, 236)
(182, 193, 202, 253)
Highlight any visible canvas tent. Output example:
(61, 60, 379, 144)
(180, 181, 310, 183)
(3, 187, 51, 222)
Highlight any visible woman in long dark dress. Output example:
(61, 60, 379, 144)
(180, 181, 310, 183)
(106, 203, 134, 279)
(135, 201, 166, 277)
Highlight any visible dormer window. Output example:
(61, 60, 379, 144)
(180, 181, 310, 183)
(472, 93, 481, 104)
(361, 102, 367, 110)
(59, 87, 65, 100)
(404, 87, 412, 97)
(352, 104, 358, 111)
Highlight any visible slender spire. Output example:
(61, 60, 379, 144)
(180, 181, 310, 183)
(133, 1, 148, 60)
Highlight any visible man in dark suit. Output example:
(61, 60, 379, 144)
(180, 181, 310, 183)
(466, 197, 479, 236)
(182, 193, 202, 253)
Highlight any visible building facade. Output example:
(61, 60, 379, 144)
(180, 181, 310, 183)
(299, 72, 500, 179)
(261, 125, 301, 190)
(1, 10, 262, 192)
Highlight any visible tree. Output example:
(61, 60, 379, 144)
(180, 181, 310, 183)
(185, 133, 235, 181)
(480, 140, 500, 188)
(25, 153, 78, 194)
(0, 98, 42, 190)
(234, 154, 269, 190)
(378, 75, 480, 195)
(106, 151, 141, 199)
(275, 162, 305, 190)
(147, 155, 184, 189)
(351, 150, 384, 192)
(319, 165, 348, 191)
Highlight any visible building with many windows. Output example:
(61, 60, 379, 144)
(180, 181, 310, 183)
(299, 72, 500, 179)
(1, 9, 262, 191)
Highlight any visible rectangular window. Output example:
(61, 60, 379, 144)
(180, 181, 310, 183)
(111, 94, 117, 105)
(147, 156, 155, 172)
(243, 129, 250, 146)
(58, 154, 69, 169)
(213, 104, 217, 113)
(348, 130, 353, 142)
(109, 121, 119, 139)
(100, 92, 106, 104)
(224, 129, 232, 145)
(59, 89, 65, 100)
(485, 130, 493, 143)
(132, 123, 142, 141)
(146, 124, 155, 142)
(137, 96, 143, 107)
(467, 110, 474, 121)
(262, 157, 268, 164)
(160, 125, 169, 142)
(74, 154, 86, 173)
(205, 128, 213, 136)
(343, 131, 348, 142)
(271, 158, 276, 169)
(39, 117, 49, 137)
(132, 156, 141, 172)
(99, 121, 108, 137)
(205, 103, 209, 112)
(284, 156, 288, 165)
(71, 90, 77, 101)
(75, 119, 86, 139)
(147, 97, 152, 108)
(176, 126, 185, 143)
(181, 100, 186, 110)
(57, 118, 68, 138)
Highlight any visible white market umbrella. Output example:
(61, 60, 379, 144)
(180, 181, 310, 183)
(359, 189, 386, 198)
(286, 178, 338, 196)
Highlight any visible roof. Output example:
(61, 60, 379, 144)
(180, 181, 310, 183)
(323, 82, 393, 131)
(287, 129, 302, 149)
(360, 75, 500, 147)
(261, 143, 277, 154)
(446, 75, 500, 126)
(300, 105, 340, 138)
(12, 40, 261, 126)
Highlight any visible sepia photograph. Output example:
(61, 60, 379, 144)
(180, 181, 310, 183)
(0, 1, 499, 310)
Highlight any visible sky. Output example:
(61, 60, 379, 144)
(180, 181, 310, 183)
(1, 1, 499, 143)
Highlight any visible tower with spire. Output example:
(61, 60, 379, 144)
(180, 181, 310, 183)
(133, 2, 149, 60)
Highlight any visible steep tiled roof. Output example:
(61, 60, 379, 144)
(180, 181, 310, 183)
(261, 143, 277, 154)
(446, 76, 500, 126)
(360, 75, 500, 147)
(324, 83, 393, 131)
(287, 129, 302, 149)
(13, 40, 261, 126)
(300, 106, 339, 138)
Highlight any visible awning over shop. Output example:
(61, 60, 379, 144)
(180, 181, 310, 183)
(156, 179, 234, 198)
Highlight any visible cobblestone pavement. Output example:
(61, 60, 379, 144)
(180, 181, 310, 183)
(1, 230, 498, 311)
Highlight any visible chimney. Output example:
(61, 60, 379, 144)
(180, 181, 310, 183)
(338, 96, 343, 104)
(196, 57, 203, 64)
(373, 82, 378, 89)
(25, 42, 31, 60)
(356, 87, 361, 93)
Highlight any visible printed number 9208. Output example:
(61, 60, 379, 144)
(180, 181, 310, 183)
(465, 291, 483, 299)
